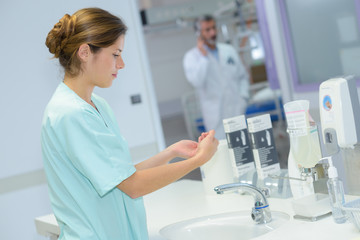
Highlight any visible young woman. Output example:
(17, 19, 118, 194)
(42, 7, 218, 240)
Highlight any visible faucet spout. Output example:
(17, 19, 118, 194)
(214, 183, 269, 205)
(214, 183, 272, 224)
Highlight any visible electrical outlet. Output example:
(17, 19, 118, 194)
(130, 94, 142, 104)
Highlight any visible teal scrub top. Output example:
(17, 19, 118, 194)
(41, 82, 148, 240)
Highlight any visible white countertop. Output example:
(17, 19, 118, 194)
(35, 179, 360, 240)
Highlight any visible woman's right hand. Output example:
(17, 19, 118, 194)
(195, 130, 219, 165)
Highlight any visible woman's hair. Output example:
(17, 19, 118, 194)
(45, 8, 127, 77)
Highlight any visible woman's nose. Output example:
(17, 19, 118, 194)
(116, 55, 125, 69)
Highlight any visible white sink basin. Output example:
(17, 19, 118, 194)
(160, 211, 290, 240)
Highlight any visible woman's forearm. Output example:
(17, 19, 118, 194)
(135, 140, 198, 170)
(134, 147, 175, 170)
(118, 156, 202, 199)
(120, 131, 218, 199)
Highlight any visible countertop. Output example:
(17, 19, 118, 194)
(35, 179, 360, 239)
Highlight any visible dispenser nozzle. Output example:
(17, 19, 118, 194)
(322, 156, 338, 179)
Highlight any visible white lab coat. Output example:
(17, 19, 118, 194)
(183, 43, 250, 139)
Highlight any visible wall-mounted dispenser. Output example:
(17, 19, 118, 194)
(319, 76, 360, 195)
(319, 76, 360, 152)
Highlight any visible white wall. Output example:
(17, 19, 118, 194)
(145, 27, 195, 117)
(0, 1, 163, 239)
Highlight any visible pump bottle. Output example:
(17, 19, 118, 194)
(325, 156, 347, 224)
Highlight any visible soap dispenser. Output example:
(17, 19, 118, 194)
(325, 156, 347, 224)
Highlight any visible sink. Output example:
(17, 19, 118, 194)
(160, 211, 290, 240)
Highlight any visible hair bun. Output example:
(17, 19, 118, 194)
(45, 14, 76, 58)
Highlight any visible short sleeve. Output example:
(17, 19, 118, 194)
(55, 106, 136, 197)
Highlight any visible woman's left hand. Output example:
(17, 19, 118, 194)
(169, 140, 198, 159)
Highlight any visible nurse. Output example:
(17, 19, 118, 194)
(183, 14, 250, 139)
(42, 8, 218, 240)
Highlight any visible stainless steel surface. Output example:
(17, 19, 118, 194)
(214, 183, 272, 223)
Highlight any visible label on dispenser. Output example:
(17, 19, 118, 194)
(223, 115, 255, 180)
(285, 110, 308, 136)
(247, 114, 280, 179)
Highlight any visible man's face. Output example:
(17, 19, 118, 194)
(199, 20, 217, 46)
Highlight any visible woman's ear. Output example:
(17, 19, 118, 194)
(77, 44, 91, 62)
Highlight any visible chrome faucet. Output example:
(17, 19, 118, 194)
(214, 183, 272, 224)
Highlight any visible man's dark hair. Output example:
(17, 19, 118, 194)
(194, 14, 215, 32)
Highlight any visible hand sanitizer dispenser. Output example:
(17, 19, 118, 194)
(319, 76, 360, 153)
(319, 76, 360, 195)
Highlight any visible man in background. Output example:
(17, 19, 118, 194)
(183, 14, 250, 139)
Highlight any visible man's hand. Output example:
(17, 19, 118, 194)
(197, 36, 207, 56)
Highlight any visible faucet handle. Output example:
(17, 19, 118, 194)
(251, 206, 263, 223)
(251, 201, 272, 224)
(261, 187, 271, 198)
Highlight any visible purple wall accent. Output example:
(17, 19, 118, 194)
(255, 0, 280, 89)
(353, 0, 360, 86)
(355, 0, 360, 27)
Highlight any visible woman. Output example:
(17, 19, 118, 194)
(41, 7, 218, 240)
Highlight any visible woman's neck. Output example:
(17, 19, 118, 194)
(63, 74, 94, 105)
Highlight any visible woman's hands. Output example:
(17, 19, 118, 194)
(119, 130, 219, 198)
(168, 140, 198, 159)
(198, 131, 210, 142)
(135, 132, 216, 171)
(195, 130, 219, 165)
(168, 130, 219, 161)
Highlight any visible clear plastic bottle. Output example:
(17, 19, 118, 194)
(326, 156, 347, 224)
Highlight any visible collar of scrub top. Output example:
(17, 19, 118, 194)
(204, 44, 219, 61)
